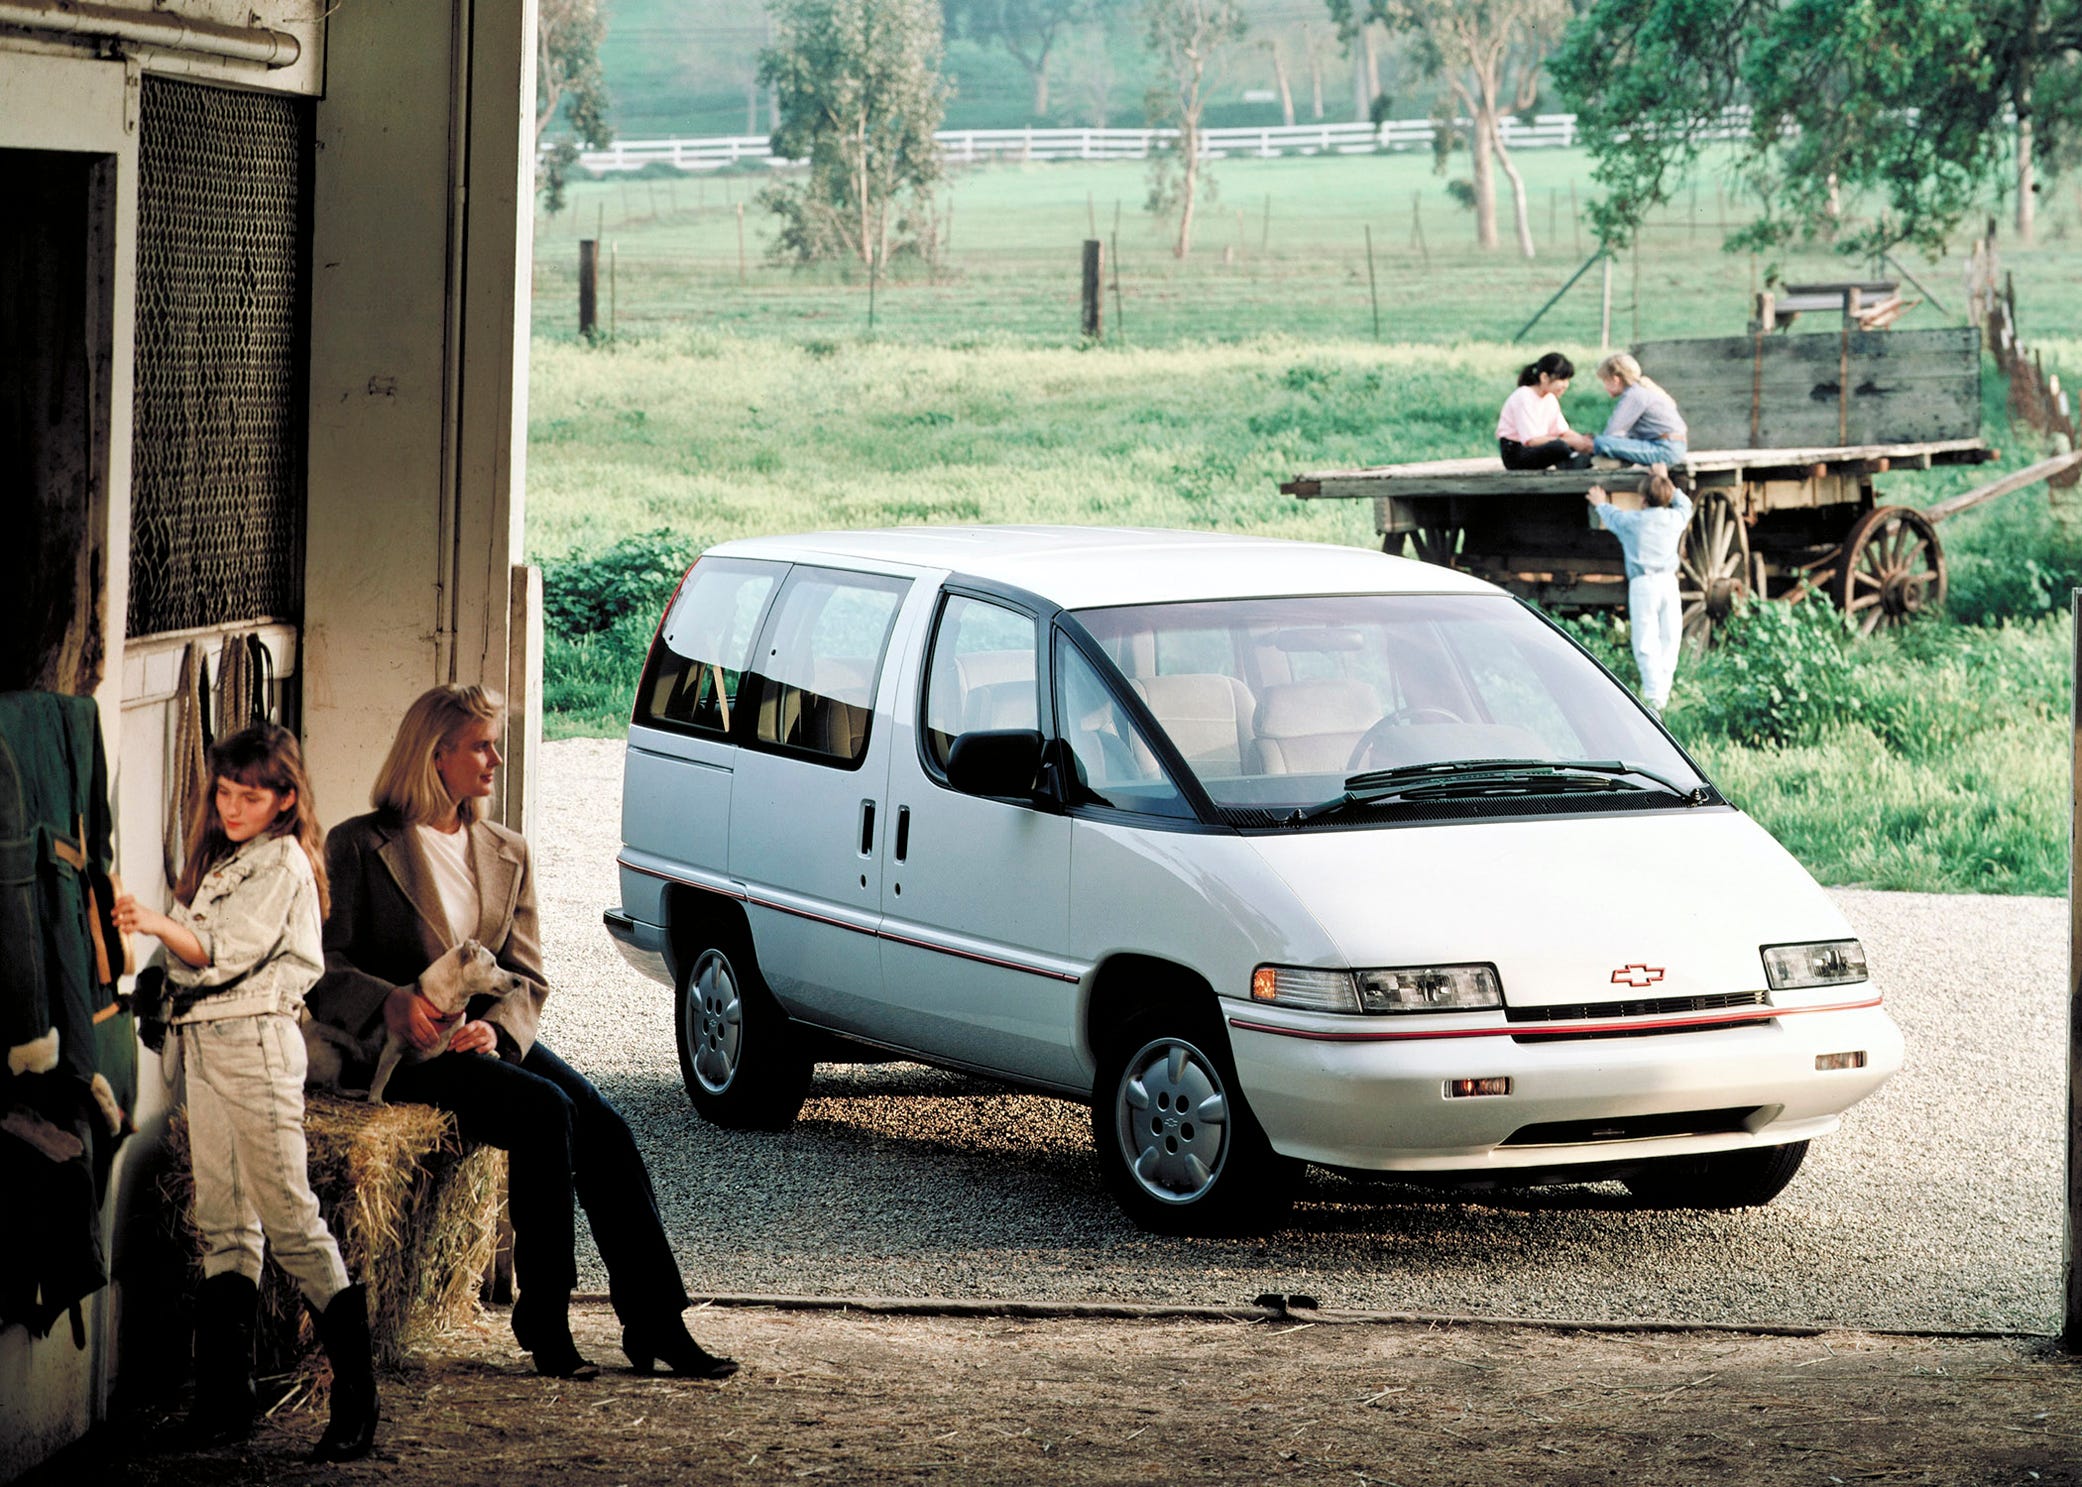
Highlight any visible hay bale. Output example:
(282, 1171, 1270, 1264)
(163, 1093, 506, 1372)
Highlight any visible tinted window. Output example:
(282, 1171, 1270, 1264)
(921, 595, 1038, 772)
(749, 567, 909, 766)
(636, 558, 779, 736)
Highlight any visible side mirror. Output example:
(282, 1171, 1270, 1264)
(946, 728, 1044, 800)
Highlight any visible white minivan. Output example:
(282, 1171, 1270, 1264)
(607, 526, 1901, 1232)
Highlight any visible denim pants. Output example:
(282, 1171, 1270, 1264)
(381, 1039, 689, 1323)
(1628, 570, 1684, 707)
(181, 1013, 350, 1306)
(1594, 434, 1687, 467)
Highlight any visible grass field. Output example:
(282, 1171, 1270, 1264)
(527, 151, 2082, 897)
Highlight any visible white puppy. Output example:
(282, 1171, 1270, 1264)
(366, 940, 529, 1104)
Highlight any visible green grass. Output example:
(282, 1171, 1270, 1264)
(536, 150, 2082, 349)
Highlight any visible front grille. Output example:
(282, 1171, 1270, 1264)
(1502, 1106, 1759, 1147)
(1507, 989, 1769, 1023)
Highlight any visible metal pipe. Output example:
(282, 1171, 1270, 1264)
(0, 0, 301, 68)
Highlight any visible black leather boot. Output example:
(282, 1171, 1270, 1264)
(511, 1289, 599, 1379)
(621, 1313, 738, 1380)
(184, 1272, 259, 1447)
(310, 1283, 378, 1461)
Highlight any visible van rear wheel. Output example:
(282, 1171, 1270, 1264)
(1093, 1006, 1293, 1235)
(676, 936, 812, 1131)
(1621, 1140, 1808, 1209)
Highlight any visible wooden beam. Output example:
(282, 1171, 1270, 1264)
(2068, 600, 2082, 1350)
(1925, 449, 2082, 524)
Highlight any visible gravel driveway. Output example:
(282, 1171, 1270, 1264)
(532, 737, 2067, 1334)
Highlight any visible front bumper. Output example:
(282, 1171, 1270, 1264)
(1225, 996, 1903, 1173)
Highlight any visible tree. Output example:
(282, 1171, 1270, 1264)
(949, 0, 1125, 116)
(1552, 0, 2082, 255)
(758, 0, 951, 268)
(1144, 0, 1249, 260)
(535, 0, 614, 216)
(1329, 0, 1570, 257)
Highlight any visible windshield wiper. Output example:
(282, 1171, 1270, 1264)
(1289, 758, 1712, 824)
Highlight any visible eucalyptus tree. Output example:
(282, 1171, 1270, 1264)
(536, 0, 614, 215)
(759, 0, 951, 267)
(1553, 0, 2082, 252)
(1328, 0, 1573, 257)
(1144, 0, 1249, 260)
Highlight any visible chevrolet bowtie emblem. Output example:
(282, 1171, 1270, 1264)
(1611, 964, 1665, 988)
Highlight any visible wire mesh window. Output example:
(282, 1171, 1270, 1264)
(129, 77, 310, 638)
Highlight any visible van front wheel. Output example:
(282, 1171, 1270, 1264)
(676, 939, 812, 1131)
(1093, 1009, 1293, 1235)
(1621, 1140, 1808, 1209)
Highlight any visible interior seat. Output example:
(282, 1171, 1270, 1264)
(1253, 679, 1380, 774)
(1127, 674, 1258, 775)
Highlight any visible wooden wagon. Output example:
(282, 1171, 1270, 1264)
(1281, 326, 2072, 642)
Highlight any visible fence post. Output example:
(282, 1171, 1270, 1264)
(1600, 251, 1613, 350)
(1081, 239, 1104, 339)
(1364, 225, 1381, 340)
(578, 239, 598, 337)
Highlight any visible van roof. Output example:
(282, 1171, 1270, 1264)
(703, 525, 1501, 609)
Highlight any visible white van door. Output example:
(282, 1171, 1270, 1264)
(726, 564, 914, 1027)
(876, 591, 1081, 1088)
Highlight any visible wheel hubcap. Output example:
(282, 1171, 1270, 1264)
(1116, 1038, 1230, 1204)
(686, 950, 744, 1095)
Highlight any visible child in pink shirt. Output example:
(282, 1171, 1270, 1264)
(1497, 351, 1588, 470)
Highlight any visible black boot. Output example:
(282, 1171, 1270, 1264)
(184, 1272, 258, 1447)
(310, 1283, 378, 1461)
(621, 1313, 738, 1380)
(511, 1289, 599, 1380)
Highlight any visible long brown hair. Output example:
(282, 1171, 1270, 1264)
(175, 723, 330, 917)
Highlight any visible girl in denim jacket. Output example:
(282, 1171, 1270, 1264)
(114, 724, 376, 1460)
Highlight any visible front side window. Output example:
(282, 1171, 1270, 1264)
(749, 567, 909, 766)
(1070, 593, 1704, 821)
(636, 558, 779, 736)
(921, 594, 1039, 772)
(1053, 636, 1194, 818)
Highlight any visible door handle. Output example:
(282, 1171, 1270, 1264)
(859, 799, 876, 856)
(895, 805, 911, 863)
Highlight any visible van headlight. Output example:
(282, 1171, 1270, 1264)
(1761, 940, 1868, 990)
(1249, 964, 1502, 1014)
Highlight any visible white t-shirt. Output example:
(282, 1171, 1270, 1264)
(1496, 385, 1571, 443)
(414, 822, 480, 945)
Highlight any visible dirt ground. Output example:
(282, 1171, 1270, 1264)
(24, 1300, 2082, 1486)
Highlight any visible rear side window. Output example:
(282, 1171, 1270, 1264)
(636, 558, 779, 736)
(749, 567, 909, 766)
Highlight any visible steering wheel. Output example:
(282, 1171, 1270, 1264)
(1346, 707, 1468, 772)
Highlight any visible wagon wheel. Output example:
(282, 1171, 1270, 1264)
(1678, 492, 1751, 651)
(1833, 506, 1945, 635)
(1404, 524, 1463, 569)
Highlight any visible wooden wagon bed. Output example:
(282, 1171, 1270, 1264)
(1279, 328, 2012, 641)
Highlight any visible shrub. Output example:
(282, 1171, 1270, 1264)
(538, 529, 697, 637)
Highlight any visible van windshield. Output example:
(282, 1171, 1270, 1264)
(1068, 593, 1710, 821)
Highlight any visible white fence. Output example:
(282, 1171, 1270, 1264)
(567, 114, 1591, 177)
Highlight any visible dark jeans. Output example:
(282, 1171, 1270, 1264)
(382, 1039, 688, 1325)
(1499, 436, 1589, 471)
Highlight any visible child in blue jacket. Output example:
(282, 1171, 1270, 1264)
(1586, 465, 1694, 712)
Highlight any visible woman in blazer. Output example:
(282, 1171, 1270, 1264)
(307, 683, 736, 1381)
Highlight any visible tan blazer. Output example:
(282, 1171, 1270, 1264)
(307, 810, 551, 1082)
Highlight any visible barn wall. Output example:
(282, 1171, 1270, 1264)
(0, 2, 537, 1476)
